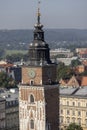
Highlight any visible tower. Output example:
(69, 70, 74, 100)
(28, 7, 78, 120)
(19, 3, 59, 130)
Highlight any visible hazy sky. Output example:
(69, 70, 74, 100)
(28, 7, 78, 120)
(0, 0, 87, 29)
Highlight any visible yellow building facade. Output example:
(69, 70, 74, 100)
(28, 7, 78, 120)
(60, 87, 87, 130)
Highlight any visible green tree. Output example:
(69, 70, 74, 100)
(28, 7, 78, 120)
(66, 123, 83, 130)
(79, 70, 87, 76)
(57, 62, 74, 80)
(0, 71, 16, 88)
(6, 53, 24, 62)
(52, 54, 66, 59)
(71, 59, 81, 67)
(6, 53, 28, 62)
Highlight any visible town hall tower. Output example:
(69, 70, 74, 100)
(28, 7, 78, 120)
(19, 3, 59, 130)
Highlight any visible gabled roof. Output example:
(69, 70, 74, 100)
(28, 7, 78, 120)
(59, 75, 87, 87)
(67, 75, 79, 87)
(59, 78, 69, 86)
(60, 75, 81, 87)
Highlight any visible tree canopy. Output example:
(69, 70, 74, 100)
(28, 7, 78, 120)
(57, 62, 74, 80)
(66, 123, 83, 130)
(0, 71, 17, 88)
(71, 59, 81, 67)
(6, 53, 28, 62)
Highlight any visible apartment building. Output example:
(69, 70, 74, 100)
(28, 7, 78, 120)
(0, 88, 19, 130)
(0, 97, 5, 130)
(50, 48, 73, 58)
(60, 87, 87, 130)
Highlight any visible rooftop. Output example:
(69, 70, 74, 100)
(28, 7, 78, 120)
(60, 87, 78, 95)
(60, 86, 87, 98)
(74, 87, 87, 96)
(0, 97, 5, 102)
(0, 88, 19, 102)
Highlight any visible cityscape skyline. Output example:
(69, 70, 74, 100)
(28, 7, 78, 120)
(0, 0, 87, 29)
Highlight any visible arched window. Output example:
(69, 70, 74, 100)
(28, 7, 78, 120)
(30, 94, 34, 103)
(30, 119, 34, 129)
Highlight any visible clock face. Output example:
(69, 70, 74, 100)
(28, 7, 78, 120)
(28, 69, 36, 78)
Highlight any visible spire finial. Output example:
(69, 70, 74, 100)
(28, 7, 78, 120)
(37, 1, 41, 24)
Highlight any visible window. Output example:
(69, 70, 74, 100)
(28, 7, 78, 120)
(61, 109, 63, 114)
(30, 119, 34, 129)
(67, 101, 69, 106)
(60, 117, 63, 123)
(30, 94, 34, 103)
(86, 112, 87, 117)
(78, 111, 81, 116)
(67, 110, 70, 115)
(78, 118, 81, 125)
(78, 102, 80, 107)
(30, 80, 34, 85)
(72, 117, 75, 123)
(72, 110, 75, 116)
(72, 102, 75, 106)
(85, 119, 87, 126)
(67, 118, 70, 124)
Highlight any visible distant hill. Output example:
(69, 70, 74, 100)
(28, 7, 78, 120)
(0, 29, 87, 50)
(45, 29, 87, 41)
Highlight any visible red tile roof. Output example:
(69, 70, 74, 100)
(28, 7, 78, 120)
(81, 76, 87, 86)
(0, 63, 13, 68)
(82, 60, 87, 66)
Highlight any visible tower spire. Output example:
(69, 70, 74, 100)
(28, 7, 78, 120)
(29, 0, 51, 65)
(37, 1, 41, 24)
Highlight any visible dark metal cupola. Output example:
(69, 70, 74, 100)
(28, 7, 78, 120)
(29, 2, 51, 66)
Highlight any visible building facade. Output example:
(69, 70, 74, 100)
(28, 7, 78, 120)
(0, 88, 19, 130)
(19, 7, 59, 130)
(5, 97, 19, 130)
(50, 48, 73, 58)
(60, 87, 87, 130)
(0, 97, 5, 130)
